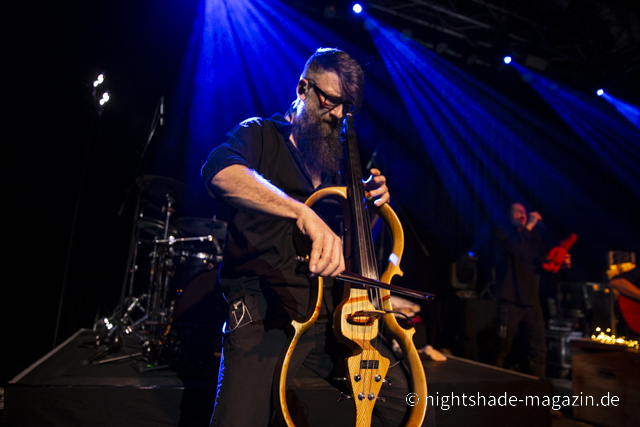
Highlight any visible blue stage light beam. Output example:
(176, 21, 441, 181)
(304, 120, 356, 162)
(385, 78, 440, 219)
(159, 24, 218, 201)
(512, 63, 640, 198)
(366, 18, 595, 249)
(503, 56, 512, 64)
(601, 92, 640, 131)
(164, 0, 351, 190)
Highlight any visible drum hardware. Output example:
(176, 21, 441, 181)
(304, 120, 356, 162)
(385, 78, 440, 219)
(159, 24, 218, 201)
(173, 216, 227, 240)
(94, 294, 149, 343)
(136, 216, 181, 238)
(85, 163, 229, 368)
(93, 227, 225, 367)
(86, 176, 186, 366)
(92, 351, 143, 366)
(144, 234, 220, 245)
(81, 100, 181, 365)
(139, 234, 222, 334)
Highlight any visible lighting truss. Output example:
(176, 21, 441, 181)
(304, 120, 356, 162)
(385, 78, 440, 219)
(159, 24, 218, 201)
(365, 0, 640, 84)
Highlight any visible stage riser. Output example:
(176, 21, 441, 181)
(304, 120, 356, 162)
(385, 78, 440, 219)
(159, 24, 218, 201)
(4, 330, 552, 427)
(288, 382, 552, 427)
(4, 387, 183, 427)
(6, 381, 551, 427)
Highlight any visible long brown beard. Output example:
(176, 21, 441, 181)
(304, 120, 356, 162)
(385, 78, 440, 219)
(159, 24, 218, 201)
(293, 106, 343, 176)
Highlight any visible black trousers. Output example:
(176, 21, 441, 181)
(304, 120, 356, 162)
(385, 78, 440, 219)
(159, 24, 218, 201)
(495, 302, 547, 378)
(210, 293, 436, 427)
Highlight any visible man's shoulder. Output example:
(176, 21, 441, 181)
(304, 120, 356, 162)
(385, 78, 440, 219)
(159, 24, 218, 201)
(231, 114, 289, 136)
(226, 117, 276, 142)
(229, 117, 271, 135)
(238, 116, 268, 128)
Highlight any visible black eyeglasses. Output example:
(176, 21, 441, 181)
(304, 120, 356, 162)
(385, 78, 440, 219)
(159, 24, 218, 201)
(307, 81, 355, 113)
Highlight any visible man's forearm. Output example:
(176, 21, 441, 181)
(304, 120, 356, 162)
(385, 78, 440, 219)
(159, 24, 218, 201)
(211, 164, 307, 221)
(211, 164, 345, 277)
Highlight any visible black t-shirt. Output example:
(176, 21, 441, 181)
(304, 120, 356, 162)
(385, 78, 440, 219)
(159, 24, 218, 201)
(201, 114, 340, 321)
(494, 226, 547, 306)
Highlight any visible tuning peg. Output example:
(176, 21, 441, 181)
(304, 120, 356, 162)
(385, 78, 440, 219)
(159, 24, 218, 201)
(337, 392, 352, 402)
(377, 396, 386, 403)
(332, 377, 348, 382)
(383, 378, 392, 385)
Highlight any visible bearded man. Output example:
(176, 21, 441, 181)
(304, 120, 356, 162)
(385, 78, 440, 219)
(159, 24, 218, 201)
(201, 48, 410, 427)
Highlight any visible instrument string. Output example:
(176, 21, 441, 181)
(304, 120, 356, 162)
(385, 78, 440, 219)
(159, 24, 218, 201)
(345, 113, 387, 402)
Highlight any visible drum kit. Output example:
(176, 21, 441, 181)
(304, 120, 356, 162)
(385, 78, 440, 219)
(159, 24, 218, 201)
(91, 175, 228, 369)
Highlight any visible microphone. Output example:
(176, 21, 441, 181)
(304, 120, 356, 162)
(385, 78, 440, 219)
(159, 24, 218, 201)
(159, 96, 164, 126)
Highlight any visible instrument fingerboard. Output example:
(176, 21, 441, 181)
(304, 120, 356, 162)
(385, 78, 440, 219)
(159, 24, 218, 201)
(343, 114, 378, 280)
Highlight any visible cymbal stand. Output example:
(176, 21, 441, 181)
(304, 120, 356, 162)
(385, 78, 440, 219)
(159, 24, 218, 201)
(89, 196, 176, 367)
(147, 194, 174, 324)
(132, 192, 179, 366)
(84, 96, 165, 366)
(87, 181, 144, 350)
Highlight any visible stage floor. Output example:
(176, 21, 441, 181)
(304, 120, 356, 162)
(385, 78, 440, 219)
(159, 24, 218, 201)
(4, 329, 553, 427)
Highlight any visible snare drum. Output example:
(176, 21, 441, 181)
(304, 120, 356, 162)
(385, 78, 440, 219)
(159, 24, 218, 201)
(171, 248, 222, 286)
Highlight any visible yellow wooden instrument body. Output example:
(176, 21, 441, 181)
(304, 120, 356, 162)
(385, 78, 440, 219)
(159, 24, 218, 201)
(275, 186, 428, 427)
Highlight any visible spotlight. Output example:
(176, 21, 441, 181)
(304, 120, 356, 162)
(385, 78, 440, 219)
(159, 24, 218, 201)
(90, 70, 110, 116)
(93, 73, 104, 87)
(503, 56, 512, 64)
(353, 3, 362, 14)
(596, 89, 604, 96)
(99, 91, 110, 105)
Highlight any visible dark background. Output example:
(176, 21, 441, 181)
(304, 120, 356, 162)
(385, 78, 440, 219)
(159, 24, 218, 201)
(4, 0, 639, 383)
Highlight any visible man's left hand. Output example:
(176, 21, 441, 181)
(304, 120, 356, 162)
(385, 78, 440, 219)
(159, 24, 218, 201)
(364, 168, 390, 207)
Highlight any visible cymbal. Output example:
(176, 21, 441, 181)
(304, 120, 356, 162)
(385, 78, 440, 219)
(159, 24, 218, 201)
(137, 217, 181, 237)
(136, 175, 199, 201)
(174, 217, 227, 239)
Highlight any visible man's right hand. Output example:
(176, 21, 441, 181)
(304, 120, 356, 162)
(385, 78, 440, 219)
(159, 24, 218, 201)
(296, 207, 345, 278)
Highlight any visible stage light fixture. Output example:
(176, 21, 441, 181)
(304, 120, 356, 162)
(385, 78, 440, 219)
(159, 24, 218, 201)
(597, 89, 604, 96)
(93, 73, 104, 87)
(503, 56, 512, 64)
(99, 91, 110, 105)
(353, 3, 362, 14)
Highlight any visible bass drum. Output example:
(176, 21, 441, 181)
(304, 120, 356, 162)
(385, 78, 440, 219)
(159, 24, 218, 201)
(170, 267, 227, 373)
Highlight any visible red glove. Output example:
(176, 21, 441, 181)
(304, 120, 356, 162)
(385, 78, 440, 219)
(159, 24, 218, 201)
(542, 233, 577, 273)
